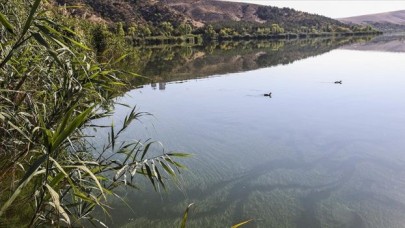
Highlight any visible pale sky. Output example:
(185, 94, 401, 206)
(223, 1, 405, 18)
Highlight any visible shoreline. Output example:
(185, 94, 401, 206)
(126, 32, 382, 47)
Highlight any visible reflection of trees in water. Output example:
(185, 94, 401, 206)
(341, 34, 405, 52)
(127, 36, 374, 88)
(159, 82, 166, 90)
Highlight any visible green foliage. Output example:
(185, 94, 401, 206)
(334, 26, 352, 33)
(204, 25, 218, 40)
(160, 21, 174, 36)
(0, 0, 187, 226)
(0, 12, 15, 34)
(128, 24, 138, 37)
(231, 219, 254, 228)
(92, 24, 112, 53)
(180, 203, 194, 228)
(178, 23, 192, 35)
(117, 22, 126, 37)
(271, 24, 284, 34)
(256, 25, 286, 35)
(139, 25, 152, 37)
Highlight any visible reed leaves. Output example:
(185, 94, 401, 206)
(0, 1, 188, 226)
(0, 12, 14, 34)
(231, 219, 254, 228)
(181, 203, 194, 228)
(45, 184, 71, 225)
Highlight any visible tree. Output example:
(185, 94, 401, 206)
(128, 24, 138, 37)
(116, 22, 125, 37)
(179, 23, 192, 35)
(271, 24, 284, 34)
(218, 27, 235, 37)
(139, 25, 152, 37)
(160, 21, 174, 36)
(257, 27, 271, 35)
(219, 28, 229, 36)
(204, 25, 217, 40)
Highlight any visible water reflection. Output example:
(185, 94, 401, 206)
(128, 36, 376, 87)
(159, 82, 166, 90)
(341, 33, 405, 52)
(95, 35, 405, 228)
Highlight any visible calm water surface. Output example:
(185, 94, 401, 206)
(93, 36, 405, 227)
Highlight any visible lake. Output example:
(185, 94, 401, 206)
(91, 35, 405, 228)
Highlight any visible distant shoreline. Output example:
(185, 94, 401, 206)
(128, 31, 382, 46)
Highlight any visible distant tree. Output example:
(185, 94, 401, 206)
(335, 26, 352, 33)
(300, 26, 309, 33)
(178, 23, 192, 35)
(257, 27, 270, 35)
(218, 27, 237, 37)
(219, 28, 229, 36)
(139, 25, 152, 37)
(325, 24, 333, 33)
(160, 21, 174, 36)
(128, 24, 138, 37)
(241, 27, 249, 35)
(204, 25, 217, 40)
(116, 22, 125, 37)
(271, 24, 284, 34)
(311, 27, 318, 33)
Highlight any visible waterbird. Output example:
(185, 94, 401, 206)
(334, 80, 342, 84)
(264, 92, 272, 97)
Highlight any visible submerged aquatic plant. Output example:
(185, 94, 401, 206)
(0, 0, 186, 226)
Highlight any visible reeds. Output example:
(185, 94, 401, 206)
(0, 1, 186, 226)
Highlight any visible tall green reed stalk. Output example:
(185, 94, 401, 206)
(0, 1, 187, 226)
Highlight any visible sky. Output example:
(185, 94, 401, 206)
(223, 1, 405, 18)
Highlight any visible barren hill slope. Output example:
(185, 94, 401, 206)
(163, 0, 345, 28)
(339, 10, 405, 32)
(162, 0, 265, 23)
(339, 10, 405, 25)
(55, 0, 193, 26)
(56, 0, 349, 32)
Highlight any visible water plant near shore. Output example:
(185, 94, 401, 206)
(0, 1, 186, 226)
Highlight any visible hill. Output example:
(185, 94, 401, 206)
(339, 10, 405, 25)
(163, 0, 345, 28)
(55, 0, 354, 33)
(339, 10, 405, 32)
(55, 0, 194, 26)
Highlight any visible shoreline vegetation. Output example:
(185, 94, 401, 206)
(128, 31, 382, 46)
(98, 21, 382, 47)
(0, 1, 188, 227)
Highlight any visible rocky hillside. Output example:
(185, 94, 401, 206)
(163, 0, 345, 28)
(55, 0, 194, 26)
(55, 0, 350, 31)
(339, 10, 405, 32)
(339, 10, 405, 25)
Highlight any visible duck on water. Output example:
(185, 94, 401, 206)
(264, 92, 272, 97)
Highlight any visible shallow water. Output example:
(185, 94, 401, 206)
(92, 36, 405, 228)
